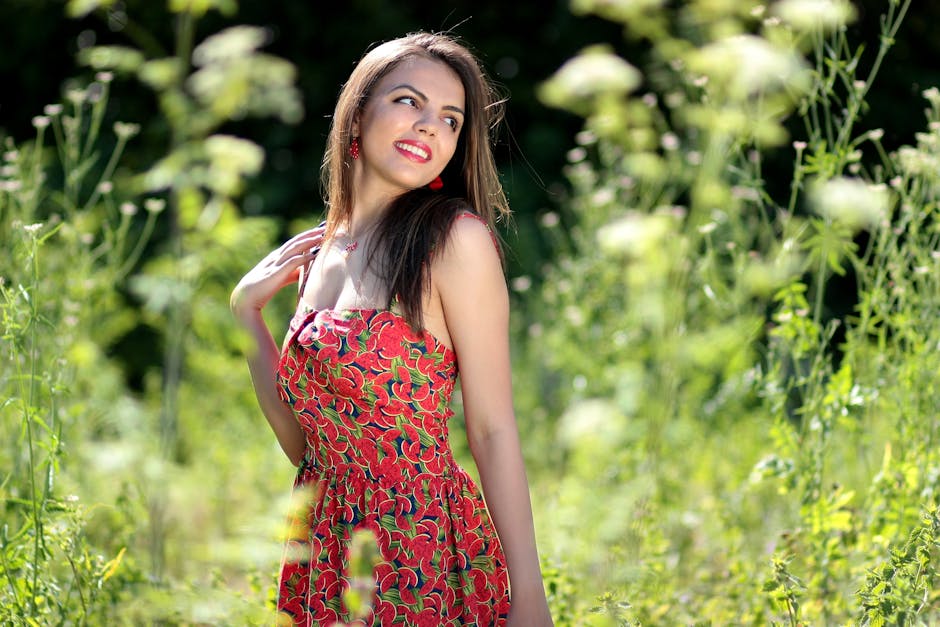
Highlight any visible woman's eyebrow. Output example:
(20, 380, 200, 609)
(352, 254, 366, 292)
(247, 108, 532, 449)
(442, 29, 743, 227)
(388, 83, 465, 116)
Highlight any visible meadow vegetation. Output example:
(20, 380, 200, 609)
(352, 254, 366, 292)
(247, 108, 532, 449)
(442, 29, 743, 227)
(2, 0, 938, 624)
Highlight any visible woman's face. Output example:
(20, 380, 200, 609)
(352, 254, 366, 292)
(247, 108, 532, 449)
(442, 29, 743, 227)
(353, 56, 466, 196)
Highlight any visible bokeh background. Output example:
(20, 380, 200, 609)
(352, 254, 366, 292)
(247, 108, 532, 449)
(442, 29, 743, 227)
(3, 0, 940, 624)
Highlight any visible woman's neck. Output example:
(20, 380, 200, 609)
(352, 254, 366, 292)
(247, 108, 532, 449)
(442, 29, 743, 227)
(347, 169, 403, 237)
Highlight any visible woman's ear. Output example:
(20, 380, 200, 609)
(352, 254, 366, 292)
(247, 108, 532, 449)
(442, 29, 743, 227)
(351, 111, 361, 138)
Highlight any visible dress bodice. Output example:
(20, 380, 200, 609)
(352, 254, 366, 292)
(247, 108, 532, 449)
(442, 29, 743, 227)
(277, 306, 460, 483)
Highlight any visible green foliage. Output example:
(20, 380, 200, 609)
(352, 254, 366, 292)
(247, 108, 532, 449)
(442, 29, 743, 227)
(0, 80, 149, 625)
(4, 0, 940, 624)
(2, 1, 302, 623)
(518, 0, 940, 623)
(857, 507, 940, 625)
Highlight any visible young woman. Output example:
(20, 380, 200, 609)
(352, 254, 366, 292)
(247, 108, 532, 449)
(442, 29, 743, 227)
(230, 32, 552, 626)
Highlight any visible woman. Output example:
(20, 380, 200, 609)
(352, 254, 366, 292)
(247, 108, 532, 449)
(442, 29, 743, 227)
(231, 32, 552, 626)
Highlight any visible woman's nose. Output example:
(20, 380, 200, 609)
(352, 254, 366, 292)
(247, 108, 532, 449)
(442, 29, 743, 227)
(414, 114, 438, 136)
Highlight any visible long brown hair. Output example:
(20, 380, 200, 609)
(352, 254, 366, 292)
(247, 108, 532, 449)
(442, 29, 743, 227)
(321, 32, 509, 330)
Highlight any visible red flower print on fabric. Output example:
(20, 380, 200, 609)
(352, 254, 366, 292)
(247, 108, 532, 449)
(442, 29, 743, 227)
(275, 306, 509, 626)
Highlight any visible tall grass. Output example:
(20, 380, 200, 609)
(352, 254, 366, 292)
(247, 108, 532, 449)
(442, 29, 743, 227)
(0, 78, 145, 625)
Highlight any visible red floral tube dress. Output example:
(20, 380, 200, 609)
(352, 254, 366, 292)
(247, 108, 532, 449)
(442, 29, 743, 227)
(275, 296, 510, 626)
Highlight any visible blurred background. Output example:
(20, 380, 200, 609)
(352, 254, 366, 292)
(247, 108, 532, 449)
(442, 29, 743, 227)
(3, 0, 940, 624)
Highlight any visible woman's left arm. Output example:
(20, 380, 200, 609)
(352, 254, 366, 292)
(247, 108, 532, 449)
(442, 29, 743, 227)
(435, 217, 553, 626)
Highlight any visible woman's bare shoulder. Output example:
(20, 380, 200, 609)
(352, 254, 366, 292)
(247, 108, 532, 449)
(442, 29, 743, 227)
(440, 209, 500, 259)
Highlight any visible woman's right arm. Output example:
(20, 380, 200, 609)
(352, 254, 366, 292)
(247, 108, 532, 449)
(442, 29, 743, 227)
(230, 227, 324, 466)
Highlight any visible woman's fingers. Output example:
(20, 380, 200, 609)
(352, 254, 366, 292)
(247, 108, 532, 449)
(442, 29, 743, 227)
(274, 229, 324, 263)
(232, 231, 322, 315)
(263, 250, 315, 289)
(269, 230, 319, 260)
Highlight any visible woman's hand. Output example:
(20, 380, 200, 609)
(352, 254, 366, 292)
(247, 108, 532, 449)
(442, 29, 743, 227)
(230, 225, 325, 319)
(230, 224, 324, 466)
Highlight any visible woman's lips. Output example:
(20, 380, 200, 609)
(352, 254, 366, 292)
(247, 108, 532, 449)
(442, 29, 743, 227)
(394, 140, 432, 163)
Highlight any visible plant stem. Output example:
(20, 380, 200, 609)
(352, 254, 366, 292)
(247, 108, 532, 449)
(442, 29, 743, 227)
(24, 238, 42, 614)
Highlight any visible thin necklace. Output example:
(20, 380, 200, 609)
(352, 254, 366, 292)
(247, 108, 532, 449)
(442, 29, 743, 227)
(340, 221, 377, 258)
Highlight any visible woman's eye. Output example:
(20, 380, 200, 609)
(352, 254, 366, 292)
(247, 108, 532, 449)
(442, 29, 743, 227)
(445, 117, 460, 131)
(396, 96, 418, 107)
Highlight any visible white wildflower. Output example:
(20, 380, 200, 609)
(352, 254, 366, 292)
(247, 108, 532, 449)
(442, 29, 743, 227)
(922, 87, 940, 107)
(540, 212, 560, 228)
(897, 146, 939, 177)
(144, 198, 166, 213)
(66, 88, 86, 105)
(592, 188, 616, 206)
(575, 130, 597, 146)
(810, 177, 890, 230)
(773, 0, 857, 32)
(597, 211, 676, 257)
(114, 122, 141, 139)
(661, 132, 680, 151)
(511, 276, 532, 292)
(540, 45, 642, 113)
(688, 34, 809, 100)
(567, 147, 587, 163)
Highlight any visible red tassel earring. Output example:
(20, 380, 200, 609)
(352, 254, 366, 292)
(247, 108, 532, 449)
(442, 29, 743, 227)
(428, 176, 443, 191)
(349, 137, 360, 160)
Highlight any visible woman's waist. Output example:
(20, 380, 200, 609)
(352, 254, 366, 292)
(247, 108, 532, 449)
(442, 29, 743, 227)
(300, 440, 463, 488)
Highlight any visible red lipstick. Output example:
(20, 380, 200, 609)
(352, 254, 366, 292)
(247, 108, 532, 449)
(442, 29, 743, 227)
(394, 140, 432, 163)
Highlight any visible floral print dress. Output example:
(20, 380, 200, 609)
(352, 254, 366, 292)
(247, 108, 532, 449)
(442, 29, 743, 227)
(275, 249, 510, 626)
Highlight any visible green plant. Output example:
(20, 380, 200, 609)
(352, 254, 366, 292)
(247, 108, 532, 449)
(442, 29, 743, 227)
(0, 76, 150, 625)
(521, 0, 940, 623)
(2, 0, 305, 622)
